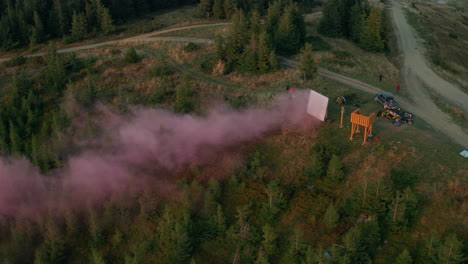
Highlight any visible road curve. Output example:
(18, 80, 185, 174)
(390, 0, 468, 115)
(0, 23, 229, 63)
(280, 57, 468, 148)
(1, 21, 466, 148)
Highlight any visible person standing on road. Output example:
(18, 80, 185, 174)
(379, 73, 383, 82)
(396, 84, 401, 94)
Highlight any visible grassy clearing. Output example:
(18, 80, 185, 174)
(427, 88, 468, 131)
(1, 37, 466, 262)
(0, 4, 203, 60)
(314, 38, 402, 95)
(403, 0, 468, 90)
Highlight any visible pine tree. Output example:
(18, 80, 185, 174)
(265, 1, 282, 36)
(214, 205, 226, 236)
(257, 32, 271, 73)
(31, 135, 40, 167)
(8, 121, 21, 155)
(53, 0, 69, 37)
(436, 234, 465, 264)
(261, 224, 277, 259)
(250, 10, 261, 34)
(260, 180, 286, 223)
(198, 0, 213, 18)
(276, 4, 299, 54)
(395, 249, 413, 264)
(0, 119, 7, 152)
(71, 12, 87, 41)
(97, 0, 115, 35)
(326, 155, 344, 184)
(45, 43, 67, 94)
(298, 43, 317, 80)
(282, 227, 306, 263)
(318, 0, 344, 37)
(349, 3, 365, 44)
(125, 47, 140, 63)
(304, 247, 327, 264)
(215, 35, 226, 61)
(323, 204, 339, 229)
(30, 11, 45, 46)
(86, 0, 98, 33)
(223, 0, 236, 19)
(174, 77, 193, 113)
(213, 0, 224, 19)
(268, 51, 278, 71)
(361, 7, 385, 52)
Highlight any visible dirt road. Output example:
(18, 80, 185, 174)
(280, 57, 468, 148)
(390, 0, 468, 115)
(0, 23, 227, 63)
(1, 20, 466, 148)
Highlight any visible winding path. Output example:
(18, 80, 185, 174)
(1, 19, 467, 148)
(390, 0, 468, 115)
(0, 23, 226, 63)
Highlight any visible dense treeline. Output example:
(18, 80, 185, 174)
(0, 0, 194, 50)
(197, 0, 317, 18)
(212, 1, 306, 74)
(319, 0, 389, 52)
(0, 46, 81, 171)
(0, 143, 465, 263)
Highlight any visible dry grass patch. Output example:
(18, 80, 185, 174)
(317, 38, 400, 90)
(404, 0, 468, 88)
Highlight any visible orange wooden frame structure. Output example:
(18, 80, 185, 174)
(350, 109, 376, 144)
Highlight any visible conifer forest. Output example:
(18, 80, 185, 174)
(0, 0, 466, 263)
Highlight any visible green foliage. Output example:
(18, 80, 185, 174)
(30, 11, 45, 46)
(97, 0, 115, 35)
(323, 204, 339, 229)
(361, 8, 385, 52)
(332, 50, 353, 60)
(74, 73, 97, 107)
(391, 167, 418, 190)
(152, 63, 175, 77)
(275, 3, 306, 54)
(45, 44, 67, 94)
(5, 56, 27, 67)
(387, 188, 419, 231)
(261, 224, 277, 260)
(184, 43, 199, 53)
(125, 47, 141, 64)
(174, 78, 194, 113)
(319, 0, 388, 52)
(305, 35, 331, 51)
(198, 0, 213, 18)
(325, 155, 344, 184)
(1, 0, 184, 50)
(395, 249, 413, 264)
(70, 12, 87, 42)
(298, 43, 318, 79)
(215, 1, 303, 73)
(213, 0, 225, 19)
(260, 180, 286, 223)
(421, 234, 466, 264)
(318, 0, 344, 37)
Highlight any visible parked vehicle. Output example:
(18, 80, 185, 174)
(375, 93, 400, 111)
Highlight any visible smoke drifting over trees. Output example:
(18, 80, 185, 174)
(0, 91, 318, 219)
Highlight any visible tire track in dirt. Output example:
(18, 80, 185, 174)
(390, 0, 468, 115)
(2, 21, 466, 148)
(0, 23, 228, 63)
(280, 57, 468, 148)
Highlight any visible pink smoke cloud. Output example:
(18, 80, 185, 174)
(0, 91, 323, 219)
